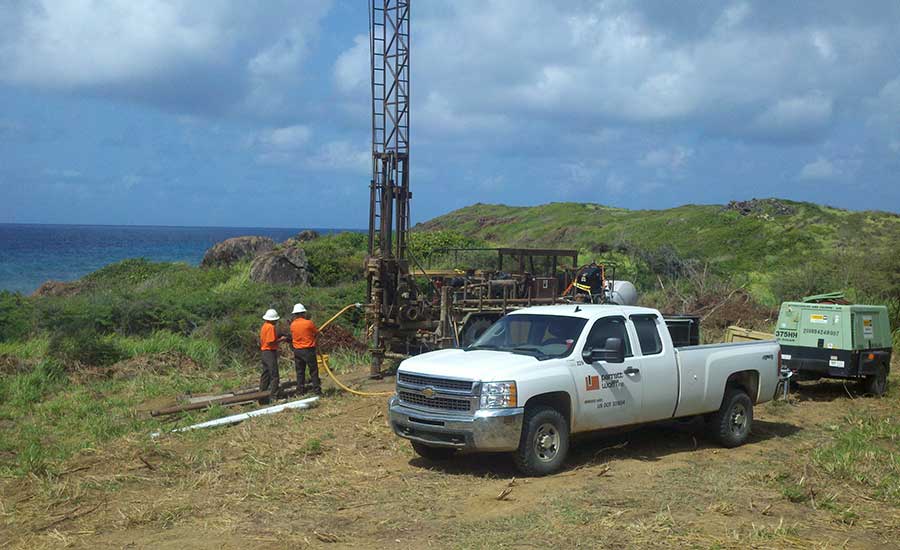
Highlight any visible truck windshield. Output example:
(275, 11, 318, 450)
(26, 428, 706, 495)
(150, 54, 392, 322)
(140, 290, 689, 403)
(467, 314, 587, 359)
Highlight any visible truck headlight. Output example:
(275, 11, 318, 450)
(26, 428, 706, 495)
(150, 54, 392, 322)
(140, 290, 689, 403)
(480, 381, 517, 409)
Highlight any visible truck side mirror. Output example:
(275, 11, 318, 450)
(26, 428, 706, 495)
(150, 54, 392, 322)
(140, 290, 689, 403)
(582, 337, 625, 364)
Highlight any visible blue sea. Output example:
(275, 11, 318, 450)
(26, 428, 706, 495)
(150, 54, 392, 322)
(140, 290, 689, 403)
(0, 224, 361, 294)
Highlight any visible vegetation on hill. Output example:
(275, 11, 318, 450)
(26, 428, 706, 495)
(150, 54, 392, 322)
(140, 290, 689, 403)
(0, 200, 897, 477)
(417, 199, 900, 329)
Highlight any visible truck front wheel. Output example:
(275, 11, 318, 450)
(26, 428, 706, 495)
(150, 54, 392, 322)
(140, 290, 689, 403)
(411, 442, 457, 461)
(708, 389, 753, 448)
(513, 406, 569, 476)
(863, 364, 888, 397)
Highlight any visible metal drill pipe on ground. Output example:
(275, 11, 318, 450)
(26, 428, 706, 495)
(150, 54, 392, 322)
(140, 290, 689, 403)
(150, 390, 273, 416)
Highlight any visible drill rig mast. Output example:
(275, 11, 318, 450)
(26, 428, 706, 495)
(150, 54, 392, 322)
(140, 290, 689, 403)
(366, 0, 412, 377)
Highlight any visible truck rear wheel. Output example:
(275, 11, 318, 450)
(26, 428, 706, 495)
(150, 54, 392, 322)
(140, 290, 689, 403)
(863, 364, 888, 397)
(708, 388, 753, 448)
(513, 406, 569, 476)
(411, 442, 457, 461)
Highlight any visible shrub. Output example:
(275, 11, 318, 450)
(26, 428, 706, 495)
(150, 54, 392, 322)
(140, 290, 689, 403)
(0, 291, 31, 342)
(211, 315, 261, 360)
(302, 232, 368, 287)
(48, 328, 125, 367)
(408, 230, 483, 259)
(82, 258, 179, 288)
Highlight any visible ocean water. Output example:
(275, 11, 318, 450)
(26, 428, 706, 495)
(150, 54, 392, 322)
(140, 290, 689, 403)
(0, 224, 360, 294)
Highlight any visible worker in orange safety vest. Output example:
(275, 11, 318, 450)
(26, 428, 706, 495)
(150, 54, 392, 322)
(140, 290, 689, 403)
(289, 303, 322, 396)
(259, 308, 287, 404)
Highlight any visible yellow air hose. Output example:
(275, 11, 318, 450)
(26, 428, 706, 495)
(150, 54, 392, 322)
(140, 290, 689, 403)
(315, 303, 392, 397)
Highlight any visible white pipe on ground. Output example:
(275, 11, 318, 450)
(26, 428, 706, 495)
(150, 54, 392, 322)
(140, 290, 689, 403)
(150, 396, 320, 438)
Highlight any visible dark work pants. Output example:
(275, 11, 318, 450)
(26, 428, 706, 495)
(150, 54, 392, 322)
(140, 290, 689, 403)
(293, 347, 321, 394)
(259, 350, 279, 403)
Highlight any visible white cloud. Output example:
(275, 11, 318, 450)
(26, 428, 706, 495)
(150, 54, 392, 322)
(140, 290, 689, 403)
(327, 1, 897, 147)
(798, 156, 838, 181)
(640, 146, 694, 171)
(605, 174, 626, 194)
(752, 94, 833, 138)
(867, 75, 900, 128)
(333, 34, 369, 94)
(0, 0, 331, 115)
(2, 1, 225, 87)
(42, 168, 81, 179)
(305, 140, 369, 174)
(245, 126, 367, 173)
(247, 125, 312, 164)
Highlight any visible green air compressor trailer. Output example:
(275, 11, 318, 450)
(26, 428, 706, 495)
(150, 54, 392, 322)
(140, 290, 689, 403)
(775, 298, 892, 395)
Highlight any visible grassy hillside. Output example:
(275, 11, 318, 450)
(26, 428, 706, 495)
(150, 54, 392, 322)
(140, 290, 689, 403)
(417, 199, 900, 308)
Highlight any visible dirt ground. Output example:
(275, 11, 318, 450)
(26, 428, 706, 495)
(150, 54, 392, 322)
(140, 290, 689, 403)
(2, 362, 900, 549)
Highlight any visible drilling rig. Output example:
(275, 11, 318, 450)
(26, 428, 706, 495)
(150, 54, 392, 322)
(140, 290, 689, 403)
(363, 1, 636, 378)
(366, 0, 413, 378)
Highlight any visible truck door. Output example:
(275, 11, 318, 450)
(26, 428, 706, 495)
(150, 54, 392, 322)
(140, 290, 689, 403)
(574, 316, 642, 430)
(630, 314, 678, 423)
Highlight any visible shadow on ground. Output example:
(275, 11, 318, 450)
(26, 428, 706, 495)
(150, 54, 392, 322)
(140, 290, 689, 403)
(790, 379, 879, 402)
(408, 416, 802, 478)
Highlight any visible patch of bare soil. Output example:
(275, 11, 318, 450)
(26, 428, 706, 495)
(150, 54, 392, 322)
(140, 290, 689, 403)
(71, 352, 202, 384)
(2, 363, 900, 549)
(0, 354, 31, 375)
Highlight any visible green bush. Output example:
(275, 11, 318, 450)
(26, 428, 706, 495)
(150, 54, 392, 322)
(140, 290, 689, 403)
(211, 315, 261, 360)
(82, 258, 181, 288)
(302, 232, 368, 286)
(48, 328, 125, 367)
(0, 291, 31, 342)
(409, 230, 484, 260)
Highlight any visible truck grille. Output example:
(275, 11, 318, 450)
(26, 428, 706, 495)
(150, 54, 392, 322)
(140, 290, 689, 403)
(398, 373, 474, 392)
(398, 391, 472, 412)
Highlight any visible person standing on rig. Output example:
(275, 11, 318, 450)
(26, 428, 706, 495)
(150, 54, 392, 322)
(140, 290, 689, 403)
(573, 261, 605, 303)
(290, 303, 322, 396)
(259, 308, 287, 404)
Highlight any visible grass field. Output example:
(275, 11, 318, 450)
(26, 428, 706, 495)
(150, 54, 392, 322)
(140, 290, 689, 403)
(1, 357, 899, 549)
(1, 199, 898, 548)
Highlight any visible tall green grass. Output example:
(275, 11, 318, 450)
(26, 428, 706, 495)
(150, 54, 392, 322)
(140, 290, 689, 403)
(0, 335, 49, 359)
(117, 332, 220, 369)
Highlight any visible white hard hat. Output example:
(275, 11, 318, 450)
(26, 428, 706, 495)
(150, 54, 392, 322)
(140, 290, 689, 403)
(262, 309, 280, 321)
(292, 303, 307, 314)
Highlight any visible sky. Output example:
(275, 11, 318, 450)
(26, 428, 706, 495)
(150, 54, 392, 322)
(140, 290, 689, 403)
(1, 0, 899, 228)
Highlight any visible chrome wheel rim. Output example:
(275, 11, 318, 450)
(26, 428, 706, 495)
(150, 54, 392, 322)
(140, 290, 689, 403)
(534, 423, 560, 462)
(730, 403, 748, 435)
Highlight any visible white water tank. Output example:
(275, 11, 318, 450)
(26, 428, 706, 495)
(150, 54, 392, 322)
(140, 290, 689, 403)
(607, 280, 638, 306)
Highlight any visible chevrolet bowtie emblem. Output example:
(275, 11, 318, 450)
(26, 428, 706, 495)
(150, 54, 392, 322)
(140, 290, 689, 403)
(422, 387, 436, 398)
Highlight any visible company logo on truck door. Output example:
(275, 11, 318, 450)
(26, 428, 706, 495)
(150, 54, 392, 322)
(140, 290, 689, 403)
(585, 373, 625, 391)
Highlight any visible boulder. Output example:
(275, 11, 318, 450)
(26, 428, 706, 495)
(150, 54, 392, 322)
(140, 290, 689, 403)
(32, 280, 84, 297)
(201, 236, 275, 268)
(295, 229, 320, 242)
(250, 246, 310, 285)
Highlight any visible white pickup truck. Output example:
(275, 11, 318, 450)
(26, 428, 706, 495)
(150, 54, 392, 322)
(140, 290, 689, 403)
(388, 304, 780, 475)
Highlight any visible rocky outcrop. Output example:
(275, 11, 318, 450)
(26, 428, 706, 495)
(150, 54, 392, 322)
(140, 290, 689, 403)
(723, 198, 796, 217)
(32, 280, 84, 297)
(249, 245, 310, 285)
(201, 236, 275, 268)
(294, 229, 320, 242)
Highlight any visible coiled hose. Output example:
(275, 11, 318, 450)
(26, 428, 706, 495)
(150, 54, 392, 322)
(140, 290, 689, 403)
(316, 303, 392, 397)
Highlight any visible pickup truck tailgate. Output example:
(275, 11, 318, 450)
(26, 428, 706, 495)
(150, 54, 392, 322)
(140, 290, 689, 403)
(673, 340, 780, 417)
